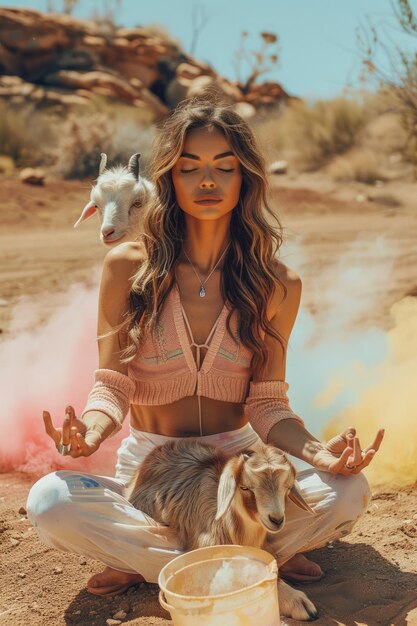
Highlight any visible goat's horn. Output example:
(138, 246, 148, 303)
(99, 153, 107, 175)
(128, 153, 141, 181)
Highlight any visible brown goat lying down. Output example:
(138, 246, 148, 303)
(124, 440, 311, 550)
(124, 439, 319, 621)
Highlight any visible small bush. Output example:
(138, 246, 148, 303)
(327, 149, 382, 184)
(250, 111, 287, 163)
(283, 98, 371, 170)
(52, 109, 155, 179)
(252, 96, 374, 172)
(360, 112, 407, 156)
(0, 94, 158, 177)
(0, 100, 51, 167)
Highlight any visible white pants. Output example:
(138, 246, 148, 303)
(26, 423, 372, 583)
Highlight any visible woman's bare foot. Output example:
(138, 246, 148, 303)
(87, 566, 145, 595)
(279, 553, 324, 583)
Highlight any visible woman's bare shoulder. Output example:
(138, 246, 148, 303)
(99, 242, 146, 332)
(273, 258, 301, 285)
(270, 259, 302, 318)
(103, 241, 147, 279)
(105, 241, 146, 264)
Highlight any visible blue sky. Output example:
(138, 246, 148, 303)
(8, 0, 416, 97)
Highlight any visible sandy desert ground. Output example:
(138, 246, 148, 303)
(1, 171, 417, 626)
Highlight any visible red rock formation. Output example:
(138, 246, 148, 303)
(0, 7, 292, 118)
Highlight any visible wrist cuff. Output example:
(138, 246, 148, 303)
(245, 380, 304, 443)
(80, 369, 135, 438)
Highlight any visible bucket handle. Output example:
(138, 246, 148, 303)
(159, 590, 214, 616)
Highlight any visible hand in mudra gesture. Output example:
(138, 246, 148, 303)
(43, 406, 101, 458)
(312, 426, 385, 476)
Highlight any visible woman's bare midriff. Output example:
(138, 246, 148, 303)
(130, 396, 248, 437)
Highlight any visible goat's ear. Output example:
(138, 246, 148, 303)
(288, 480, 315, 514)
(74, 200, 97, 227)
(99, 153, 107, 176)
(128, 153, 141, 181)
(215, 457, 243, 521)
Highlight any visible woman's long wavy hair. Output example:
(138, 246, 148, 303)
(118, 92, 287, 376)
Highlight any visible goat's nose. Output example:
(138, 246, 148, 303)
(268, 514, 284, 528)
(102, 226, 115, 238)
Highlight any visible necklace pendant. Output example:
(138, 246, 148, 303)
(199, 286, 206, 298)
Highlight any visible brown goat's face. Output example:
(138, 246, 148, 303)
(215, 443, 314, 530)
(240, 446, 296, 533)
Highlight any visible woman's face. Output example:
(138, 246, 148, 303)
(171, 126, 243, 220)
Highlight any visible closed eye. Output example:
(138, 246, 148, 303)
(180, 168, 234, 173)
(240, 485, 251, 491)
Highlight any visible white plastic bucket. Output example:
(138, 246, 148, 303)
(158, 544, 280, 626)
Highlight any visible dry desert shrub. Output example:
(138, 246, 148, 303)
(253, 97, 371, 172)
(358, 0, 417, 175)
(327, 149, 382, 184)
(52, 109, 155, 179)
(0, 97, 156, 177)
(0, 100, 51, 167)
(90, 95, 156, 126)
(250, 111, 287, 163)
(360, 112, 407, 157)
(252, 91, 412, 181)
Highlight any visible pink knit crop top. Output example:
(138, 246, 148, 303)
(82, 283, 304, 442)
(127, 283, 254, 407)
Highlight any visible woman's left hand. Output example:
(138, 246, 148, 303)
(311, 427, 385, 475)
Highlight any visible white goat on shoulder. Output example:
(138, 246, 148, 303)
(124, 439, 319, 622)
(74, 152, 155, 246)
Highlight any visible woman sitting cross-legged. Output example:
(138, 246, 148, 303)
(26, 93, 384, 599)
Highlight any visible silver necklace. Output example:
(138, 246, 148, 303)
(183, 242, 231, 297)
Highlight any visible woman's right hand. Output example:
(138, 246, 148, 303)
(43, 405, 101, 458)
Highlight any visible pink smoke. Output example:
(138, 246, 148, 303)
(0, 271, 127, 477)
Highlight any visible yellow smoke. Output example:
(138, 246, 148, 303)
(320, 297, 417, 489)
